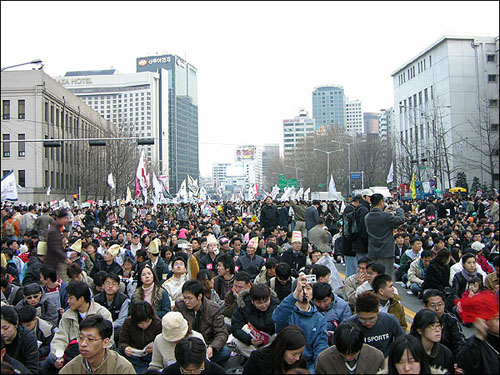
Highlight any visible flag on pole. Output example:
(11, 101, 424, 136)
(152, 172, 163, 200)
(135, 178, 141, 199)
(328, 174, 337, 194)
(126, 186, 132, 202)
(177, 179, 187, 199)
(296, 187, 304, 201)
(107, 173, 115, 190)
(136, 150, 149, 190)
(410, 173, 416, 199)
(304, 187, 311, 201)
(386, 162, 394, 184)
(46, 186, 51, 196)
(1, 170, 18, 201)
(270, 184, 280, 200)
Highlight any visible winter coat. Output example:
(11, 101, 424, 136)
(131, 285, 171, 318)
(308, 224, 332, 253)
(90, 259, 123, 278)
(235, 253, 266, 281)
(260, 204, 279, 230)
(162, 274, 187, 306)
(289, 199, 306, 221)
(231, 289, 280, 346)
(5, 324, 39, 374)
(60, 349, 136, 374)
(174, 296, 228, 351)
(407, 257, 427, 287)
(22, 254, 44, 286)
(118, 314, 162, 353)
(386, 294, 407, 331)
(272, 293, 329, 372)
(452, 270, 476, 298)
(365, 207, 405, 259)
(278, 205, 290, 228)
(315, 294, 351, 334)
(457, 333, 499, 374)
(440, 311, 466, 355)
(344, 273, 362, 306)
(15, 285, 59, 327)
(280, 248, 307, 277)
(422, 260, 450, 292)
(50, 300, 114, 357)
(341, 204, 357, 257)
(44, 223, 66, 270)
(426, 342, 455, 375)
(34, 214, 54, 240)
(214, 274, 234, 299)
(351, 199, 371, 254)
(32, 317, 55, 359)
(316, 344, 385, 374)
(305, 205, 320, 230)
(148, 257, 170, 282)
(400, 249, 420, 275)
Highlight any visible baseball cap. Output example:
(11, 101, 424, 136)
(361, 189, 374, 197)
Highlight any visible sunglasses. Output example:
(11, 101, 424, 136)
(26, 294, 41, 300)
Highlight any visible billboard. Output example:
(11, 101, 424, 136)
(236, 146, 256, 161)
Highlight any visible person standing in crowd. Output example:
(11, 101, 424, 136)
(260, 196, 279, 238)
(352, 189, 373, 263)
(308, 218, 332, 254)
(289, 198, 307, 238)
(342, 195, 361, 278)
(45, 209, 72, 282)
(364, 194, 405, 280)
(305, 200, 321, 234)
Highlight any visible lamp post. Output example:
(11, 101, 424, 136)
(1, 59, 43, 72)
(331, 139, 366, 197)
(313, 148, 344, 189)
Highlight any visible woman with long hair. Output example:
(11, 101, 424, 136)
(243, 325, 307, 374)
(410, 309, 455, 374)
(422, 249, 452, 293)
(382, 334, 433, 374)
(131, 264, 171, 318)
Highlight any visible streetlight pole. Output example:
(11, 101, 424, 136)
(1, 59, 43, 71)
(313, 148, 344, 189)
(331, 139, 365, 197)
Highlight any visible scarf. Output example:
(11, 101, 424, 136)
(461, 267, 478, 282)
(143, 284, 154, 305)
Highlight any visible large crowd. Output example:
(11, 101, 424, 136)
(1, 190, 499, 374)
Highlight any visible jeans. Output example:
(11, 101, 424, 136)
(210, 345, 232, 365)
(118, 349, 153, 374)
(344, 256, 357, 278)
(410, 283, 422, 296)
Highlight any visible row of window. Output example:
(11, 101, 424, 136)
(2, 100, 25, 120)
(2, 134, 25, 158)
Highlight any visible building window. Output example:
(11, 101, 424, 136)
(2, 100, 10, 119)
(18, 134, 25, 157)
(45, 170, 48, 188)
(18, 170, 25, 187)
(3, 170, 9, 178)
(2, 134, 10, 157)
(51, 105, 54, 124)
(490, 99, 498, 107)
(51, 171, 54, 187)
(488, 75, 497, 82)
(17, 100, 25, 119)
(45, 102, 49, 122)
(487, 54, 496, 62)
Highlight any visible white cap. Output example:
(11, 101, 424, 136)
(361, 188, 373, 197)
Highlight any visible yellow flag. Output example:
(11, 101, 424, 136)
(410, 173, 416, 199)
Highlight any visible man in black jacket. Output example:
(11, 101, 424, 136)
(22, 241, 46, 286)
(342, 195, 361, 278)
(352, 189, 372, 263)
(260, 197, 279, 238)
(280, 231, 307, 278)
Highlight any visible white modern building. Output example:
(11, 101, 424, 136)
(283, 109, 316, 158)
(346, 99, 363, 134)
(1, 70, 114, 203)
(212, 162, 231, 189)
(378, 108, 395, 143)
(392, 35, 499, 189)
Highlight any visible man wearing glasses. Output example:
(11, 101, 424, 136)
(15, 282, 58, 327)
(423, 289, 465, 356)
(60, 314, 135, 374)
(345, 291, 404, 357)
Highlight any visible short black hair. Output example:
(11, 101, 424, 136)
(335, 321, 365, 355)
(265, 257, 279, 270)
(40, 265, 57, 282)
(216, 253, 235, 274)
(351, 195, 362, 202)
(234, 271, 250, 284)
(16, 305, 37, 324)
(136, 249, 147, 261)
(461, 253, 476, 265)
(420, 250, 432, 259)
(312, 282, 332, 301)
(372, 274, 393, 294)
(371, 193, 384, 206)
(130, 301, 155, 326)
(182, 280, 204, 298)
(1, 305, 19, 326)
(366, 262, 385, 275)
(67, 262, 83, 279)
(104, 273, 120, 285)
(93, 271, 108, 287)
(249, 283, 271, 302)
(66, 280, 91, 303)
(275, 262, 292, 280)
(197, 269, 214, 282)
(422, 289, 445, 305)
(174, 337, 206, 368)
(79, 314, 113, 340)
(357, 256, 371, 265)
(311, 264, 330, 279)
(355, 291, 380, 313)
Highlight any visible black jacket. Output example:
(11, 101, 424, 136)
(426, 342, 455, 374)
(162, 359, 226, 374)
(451, 271, 472, 299)
(243, 347, 306, 374)
(351, 199, 370, 254)
(260, 204, 279, 230)
(90, 259, 123, 278)
(231, 289, 280, 346)
(22, 254, 44, 286)
(457, 333, 499, 374)
(280, 248, 307, 277)
(5, 324, 39, 374)
(341, 204, 357, 257)
(440, 312, 466, 355)
(422, 260, 450, 292)
(94, 291, 129, 322)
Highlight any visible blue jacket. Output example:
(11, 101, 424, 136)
(305, 205, 320, 230)
(272, 293, 329, 372)
(315, 294, 352, 333)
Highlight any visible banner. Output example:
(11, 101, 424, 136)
(328, 174, 337, 194)
(304, 187, 311, 201)
(46, 186, 51, 196)
(135, 178, 141, 199)
(126, 186, 132, 203)
(136, 150, 149, 190)
(107, 173, 115, 190)
(386, 162, 394, 184)
(1, 170, 18, 201)
(410, 173, 416, 199)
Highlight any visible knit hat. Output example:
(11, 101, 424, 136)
(206, 235, 219, 246)
(148, 238, 161, 255)
(162, 311, 188, 342)
(37, 241, 47, 256)
(178, 228, 188, 240)
(291, 231, 302, 244)
(23, 283, 41, 297)
(70, 239, 82, 253)
(106, 244, 121, 258)
(247, 237, 259, 249)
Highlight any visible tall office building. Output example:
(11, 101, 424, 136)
(392, 35, 499, 189)
(363, 112, 380, 134)
(260, 144, 279, 191)
(346, 99, 363, 134)
(212, 162, 231, 189)
(312, 85, 346, 131)
(283, 110, 316, 157)
(136, 55, 198, 193)
(378, 108, 395, 143)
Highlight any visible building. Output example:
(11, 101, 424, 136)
(260, 144, 279, 191)
(363, 112, 380, 134)
(345, 99, 363, 134)
(1, 70, 114, 203)
(212, 162, 231, 189)
(312, 85, 346, 131)
(136, 54, 199, 194)
(378, 108, 395, 143)
(392, 35, 499, 189)
(283, 109, 316, 158)
(55, 70, 163, 181)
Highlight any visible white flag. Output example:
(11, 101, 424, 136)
(152, 172, 163, 200)
(136, 150, 149, 189)
(270, 184, 280, 200)
(386, 162, 394, 184)
(296, 187, 304, 201)
(46, 186, 51, 196)
(126, 186, 132, 203)
(107, 173, 115, 190)
(1, 171, 18, 201)
(199, 187, 207, 201)
(329, 174, 337, 194)
(177, 179, 187, 199)
(304, 187, 311, 201)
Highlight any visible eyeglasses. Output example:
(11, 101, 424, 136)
(427, 303, 444, 309)
(77, 335, 104, 344)
(180, 364, 205, 374)
(26, 294, 41, 300)
(428, 323, 442, 330)
(358, 316, 377, 323)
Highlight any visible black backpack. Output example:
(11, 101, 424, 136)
(343, 207, 360, 240)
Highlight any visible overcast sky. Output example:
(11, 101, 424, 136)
(2, 1, 498, 177)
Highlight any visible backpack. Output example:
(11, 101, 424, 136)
(4, 220, 15, 236)
(343, 207, 360, 240)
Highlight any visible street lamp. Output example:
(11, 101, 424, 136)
(313, 148, 344, 189)
(1, 59, 43, 72)
(331, 139, 366, 197)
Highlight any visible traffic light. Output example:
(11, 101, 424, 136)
(72, 194, 79, 200)
(137, 138, 154, 145)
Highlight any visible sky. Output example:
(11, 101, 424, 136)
(1, 1, 499, 177)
